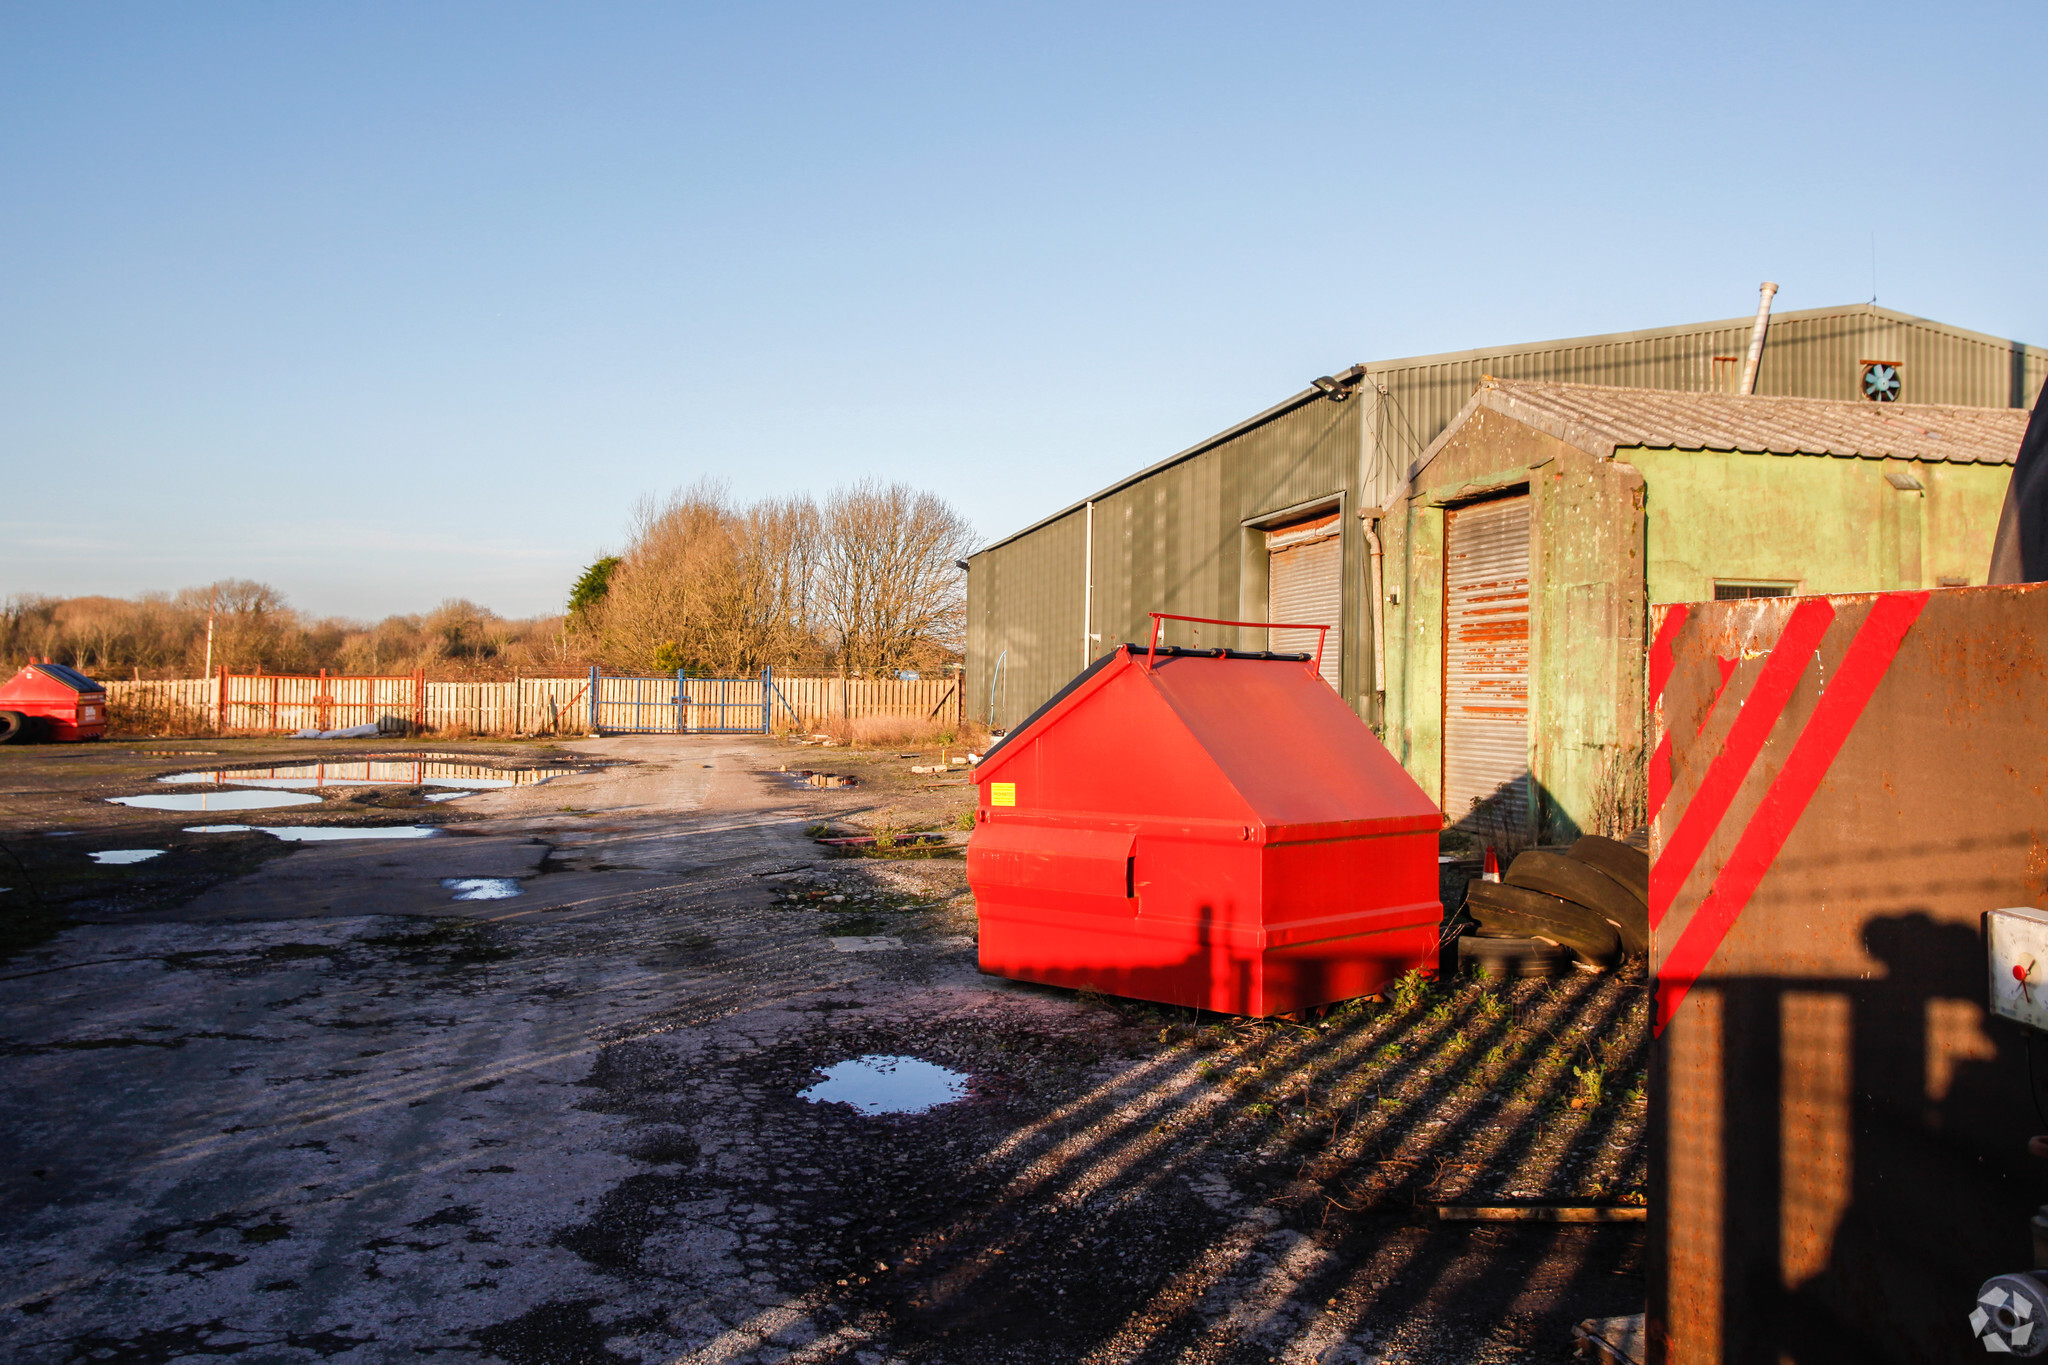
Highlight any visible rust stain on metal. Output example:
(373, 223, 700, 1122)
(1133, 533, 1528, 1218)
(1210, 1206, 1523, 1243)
(1651, 583, 2048, 1364)
(1778, 991, 1851, 1287)
(1660, 985, 1723, 1365)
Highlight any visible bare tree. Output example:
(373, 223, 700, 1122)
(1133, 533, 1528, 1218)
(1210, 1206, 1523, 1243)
(4, 583, 573, 681)
(590, 482, 745, 673)
(0, 596, 62, 665)
(581, 479, 971, 678)
(592, 484, 835, 674)
(216, 580, 300, 672)
(815, 481, 974, 677)
(719, 494, 828, 672)
(3, 480, 976, 683)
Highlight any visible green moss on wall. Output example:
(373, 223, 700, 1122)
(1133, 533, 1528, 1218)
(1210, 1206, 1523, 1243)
(1627, 447, 2008, 603)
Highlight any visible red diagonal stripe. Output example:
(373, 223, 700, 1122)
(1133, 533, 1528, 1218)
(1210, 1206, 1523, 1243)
(1647, 731, 1675, 821)
(1644, 605, 1691, 823)
(1649, 598, 1835, 927)
(1648, 604, 1690, 707)
(1649, 657, 1743, 821)
(1655, 592, 1929, 1033)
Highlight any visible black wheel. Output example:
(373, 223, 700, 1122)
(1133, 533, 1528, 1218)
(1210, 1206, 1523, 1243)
(0, 711, 27, 745)
(1464, 881, 1620, 964)
(1458, 931, 1568, 979)
(1567, 836, 1649, 907)
(1506, 849, 1650, 955)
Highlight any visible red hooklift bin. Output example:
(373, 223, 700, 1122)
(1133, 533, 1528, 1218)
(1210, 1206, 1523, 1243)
(968, 615, 1442, 1017)
(0, 661, 108, 743)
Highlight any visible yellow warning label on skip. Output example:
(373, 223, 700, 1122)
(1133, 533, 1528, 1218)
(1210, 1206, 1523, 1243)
(990, 782, 1017, 807)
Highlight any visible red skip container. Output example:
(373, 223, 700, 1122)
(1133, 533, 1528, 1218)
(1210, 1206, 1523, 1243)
(0, 661, 109, 743)
(969, 617, 1441, 1016)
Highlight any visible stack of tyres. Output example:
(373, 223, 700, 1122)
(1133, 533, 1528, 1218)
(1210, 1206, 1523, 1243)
(1457, 835, 1649, 979)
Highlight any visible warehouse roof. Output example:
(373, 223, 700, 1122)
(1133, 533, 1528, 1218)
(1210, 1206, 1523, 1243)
(1416, 380, 2030, 483)
(973, 302, 2045, 559)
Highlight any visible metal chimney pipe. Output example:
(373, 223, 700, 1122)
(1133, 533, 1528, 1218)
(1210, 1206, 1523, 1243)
(1739, 281, 1779, 395)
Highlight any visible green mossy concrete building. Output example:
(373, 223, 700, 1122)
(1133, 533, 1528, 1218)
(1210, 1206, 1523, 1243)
(1381, 381, 2024, 842)
(965, 302, 2043, 841)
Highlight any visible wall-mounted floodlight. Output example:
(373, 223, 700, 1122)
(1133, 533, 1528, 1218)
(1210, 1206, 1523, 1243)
(1309, 364, 1367, 402)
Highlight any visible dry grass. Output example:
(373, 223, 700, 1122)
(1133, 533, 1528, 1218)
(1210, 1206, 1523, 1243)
(801, 714, 989, 749)
(1587, 743, 1647, 840)
(105, 697, 213, 738)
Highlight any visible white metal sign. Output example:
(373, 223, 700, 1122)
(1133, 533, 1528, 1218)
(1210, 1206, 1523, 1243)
(1986, 907, 2048, 1032)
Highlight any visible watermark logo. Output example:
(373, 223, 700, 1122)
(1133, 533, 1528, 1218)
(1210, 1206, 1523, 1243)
(1972, 1274, 2048, 1356)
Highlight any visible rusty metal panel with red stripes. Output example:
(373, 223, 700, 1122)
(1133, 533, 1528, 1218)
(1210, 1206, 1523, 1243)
(1647, 583, 2048, 1365)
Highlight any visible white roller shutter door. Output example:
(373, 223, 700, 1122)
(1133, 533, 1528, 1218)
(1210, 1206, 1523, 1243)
(1267, 516, 1341, 690)
(1442, 495, 1530, 834)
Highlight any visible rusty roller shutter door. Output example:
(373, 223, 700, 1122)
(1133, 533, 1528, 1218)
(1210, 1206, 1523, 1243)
(1442, 495, 1530, 834)
(1267, 518, 1341, 690)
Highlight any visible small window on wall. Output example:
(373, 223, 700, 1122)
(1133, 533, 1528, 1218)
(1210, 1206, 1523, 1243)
(1714, 581, 1797, 600)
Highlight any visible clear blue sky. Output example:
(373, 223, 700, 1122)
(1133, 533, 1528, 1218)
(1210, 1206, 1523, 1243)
(4, 3, 2041, 621)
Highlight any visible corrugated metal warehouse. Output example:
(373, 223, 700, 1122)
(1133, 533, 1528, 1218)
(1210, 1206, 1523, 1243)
(965, 301, 2046, 840)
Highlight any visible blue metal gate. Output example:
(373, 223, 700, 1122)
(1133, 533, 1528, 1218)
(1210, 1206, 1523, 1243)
(586, 666, 774, 735)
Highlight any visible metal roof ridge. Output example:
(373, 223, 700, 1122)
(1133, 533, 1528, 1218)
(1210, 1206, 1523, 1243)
(1355, 300, 2045, 375)
(970, 304, 2044, 559)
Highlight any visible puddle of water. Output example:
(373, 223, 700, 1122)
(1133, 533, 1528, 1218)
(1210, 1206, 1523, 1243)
(260, 826, 443, 842)
(110, 791, 325, 812)
(829, 936, 903, 953)
(179, 824, 443, 841)
(158, 760, 574, 790)
(442, 877, 524, 901)
(423, 791, 477, 802)
(799, 1055, 970, 1116)
(90, 849, 165, 865)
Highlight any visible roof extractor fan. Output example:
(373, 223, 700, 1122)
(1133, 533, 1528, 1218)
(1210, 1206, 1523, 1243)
(1862, 362, 1902, 402)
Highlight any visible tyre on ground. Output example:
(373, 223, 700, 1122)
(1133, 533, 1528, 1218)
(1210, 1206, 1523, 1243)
(1457, 931, 1567, 980)
(1464, 880, 1620, 965)
(1568, 835, 1648, 908)
(1505, 849, 1649, 955)
(0, 711, 28, 745)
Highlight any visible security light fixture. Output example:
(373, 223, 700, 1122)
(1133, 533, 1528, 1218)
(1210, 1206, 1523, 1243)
(1309, 365, 1367, 402)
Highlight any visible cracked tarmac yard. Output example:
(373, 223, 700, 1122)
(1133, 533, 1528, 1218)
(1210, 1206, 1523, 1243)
(0, 735, 1646, 1364)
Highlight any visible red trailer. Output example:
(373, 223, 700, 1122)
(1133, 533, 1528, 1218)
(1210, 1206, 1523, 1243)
(968, 619, 1442, 1017)
(0, 661, 108, 743)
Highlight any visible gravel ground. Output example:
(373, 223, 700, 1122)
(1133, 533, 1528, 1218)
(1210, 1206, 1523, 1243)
(0, 733, 1645, 1364)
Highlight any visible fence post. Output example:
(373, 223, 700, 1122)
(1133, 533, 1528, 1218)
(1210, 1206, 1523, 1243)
(215, 665, 226, 734)
(675, 669, 686, 735)
(414, 669, 426, 736)
(588, 665, 600, 736)
(760, 667, 771, 734)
